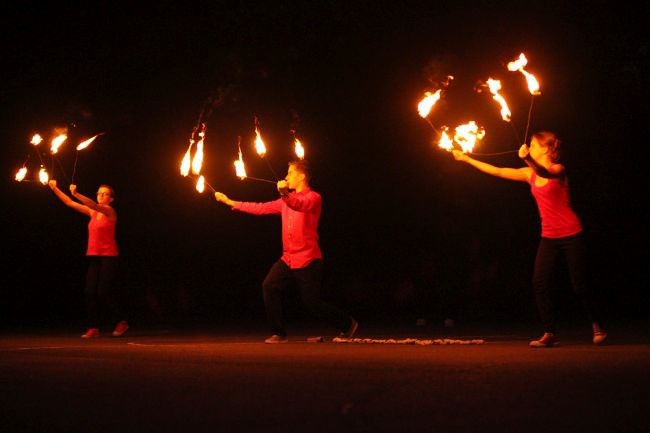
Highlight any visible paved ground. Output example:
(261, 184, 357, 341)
(1, 320, 648, 433)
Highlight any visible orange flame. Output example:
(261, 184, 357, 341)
(437, 128, 454, 152)
(31, 134, 43, 146)
(486, 78, 512, 122)
(507, 53, 541, 95)
(454, 121, 485, 153)
(38, 166, 49, 184)
(76, 133, 103, 151)
(417, 90, 442, 118)
(195, 175, 205, 193)
(234, 144, 247, 179)
(191, 138, 204, 175)
(15, 167, 27, 181)
(180, 139, 193, 177)
(294, 138, 305, 159)
(50, 134, 67, 154)
(254, 127, 267, 157)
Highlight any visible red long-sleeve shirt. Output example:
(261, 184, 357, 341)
(232, 188, 323, 269)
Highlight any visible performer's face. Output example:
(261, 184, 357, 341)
(96, 187, 114, 205)
(529, 138, 546, 160)
(285, 165, 302, 189)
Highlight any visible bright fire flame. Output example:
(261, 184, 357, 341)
(294, 138, 305, 159)
(15, 167, 27, 181)
(31, 134, 43, 146)
(39, 166, 49, 184)
(50, 134, 67, 154)
(454, 121, 485, 153)
(254, 127, 266, 156)
(196, 175, 205, 193)
(417, 90, 442, 118)
(191, 138, 204, 175)
(77, 133, 103, 151)
(486, 78, 512, 122)
(507, 53, 541, 95)
(234, 145, 247, 179)
(437, 128, 454, 151)
(180, 139, 193, 177)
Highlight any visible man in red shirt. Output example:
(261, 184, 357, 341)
(215, 160, 358, 343)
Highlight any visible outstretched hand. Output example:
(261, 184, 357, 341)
(48, 180, 57, 190)
(451, 149, 467, 161)
(69, 184, 77, 195)
(214, 192, 233, 206)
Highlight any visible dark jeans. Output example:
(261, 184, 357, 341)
(85, 256, 122, 328)
(262, 259, 351, 337)
(532, 234, 602, 333)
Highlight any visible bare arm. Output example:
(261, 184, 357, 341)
(452, 149, 530, 182)
(519, 145, 566, 179)
(48, 181, 91, 216)
(214, 192, 236, 207)
(69, 185, 116, 219)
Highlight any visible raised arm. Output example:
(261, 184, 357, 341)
(519, 144, 566, 180)
(452, 149, 530, 183)
(49, 180, 91, 217)
(70, 185, 116, 219)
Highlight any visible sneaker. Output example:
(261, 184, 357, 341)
(81, 328, 100, 339)
(593, 331, 607, 345)
(112, 320, 129, 337)
(529, 332, 558, 348)
(264, 334, 288, 344)
(339, 318, 359, 339)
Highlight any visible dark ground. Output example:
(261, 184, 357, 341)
(1, 318, 648, 433)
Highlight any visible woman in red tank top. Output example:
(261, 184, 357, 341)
(451, 131, 606, 347)
(49, 180, 128, 338)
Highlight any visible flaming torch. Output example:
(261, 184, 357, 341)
(49, 132, 68, 181)
(253, 117, 279, 180)
(507, 52, 541, 144)
(453, 121, 485, 154)
(417, 90, 442, 134)
(15, 166, 28, 182)
(38, 166, 49, 185)
(71, 133, 104, 184)
(290, 129, 305, 160)
(234, 136, 247, 180)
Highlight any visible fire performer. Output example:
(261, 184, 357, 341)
(214, 160, 358, 343)
(48, 180, 129, 339)
(451, 131, 607, 347)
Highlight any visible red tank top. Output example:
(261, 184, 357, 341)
(87, 211, 119, 256)
(530, 172, 582, 238)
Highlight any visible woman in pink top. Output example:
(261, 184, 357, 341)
(452, 131, 606, 347)
(214, 160, 358, 343)
(49, 180, 128, 339)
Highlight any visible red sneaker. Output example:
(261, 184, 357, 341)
(529, 332, 558, 348)
(81, 328, 100, 339)
(112, 320, 129, 337)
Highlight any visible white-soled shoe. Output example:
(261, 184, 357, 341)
(529, 332, 558, 348)
(265, 334, 288, 344)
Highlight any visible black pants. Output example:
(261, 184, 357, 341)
(532, 234, 602, 333)
(85, 256, 122, 328)
(262, 259, 351, 337)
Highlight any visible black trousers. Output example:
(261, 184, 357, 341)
(262, 259, 351, 337)
(532, 234, 602, 333)
(85, 256, 122, 328)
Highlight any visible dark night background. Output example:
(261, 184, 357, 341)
(1, 1, 647, 332)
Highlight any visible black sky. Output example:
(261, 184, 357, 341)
(2, 1, 648, 327)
